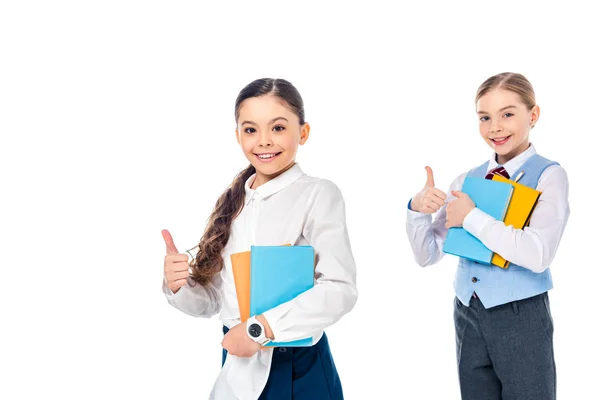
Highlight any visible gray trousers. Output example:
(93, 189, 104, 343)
(454, 292, 556, 400)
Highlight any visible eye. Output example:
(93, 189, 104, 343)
(503, 112, 514, 118)
(244, 127, 256, 134)
(479, 116, 490, 122)
(273, 125, 285, 132)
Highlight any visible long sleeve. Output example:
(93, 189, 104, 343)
(463, 165, 570, 273)
(405, 173, 466, 267)
(162, 273, 223, 318)
(261, 180, 358, 343)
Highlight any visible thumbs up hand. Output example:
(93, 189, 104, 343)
(410, 166, 447, 214)
(162, 229, 191, 294)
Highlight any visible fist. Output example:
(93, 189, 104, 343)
(445, 190, 476, 228)
(162, 229, 191, 294)
(410, 166, 447, 214)
(221, 322, 261, 358)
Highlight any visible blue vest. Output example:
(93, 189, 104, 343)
(454, 154, 559, 308)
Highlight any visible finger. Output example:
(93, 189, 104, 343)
(429, 188, 447, 201)
(425, 194, 445, 208)
(221, 337, 231, 351)
(423, 199, 441, 212)
(451, 190, 464, 199)
(165, 253, 189, 263)
(166, 260, 191, 273)
(425, 166, 435, 187)
(169, 278, 188, 292)
(428, 195, 444, 208)
(167, 270, 190, 282)
(162, 229, 179, 254)
(422, 205, 436, 214)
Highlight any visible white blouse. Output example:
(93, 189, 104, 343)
(163, 163, 358, 399)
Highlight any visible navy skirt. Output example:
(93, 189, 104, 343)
(222, 326, 344, 399)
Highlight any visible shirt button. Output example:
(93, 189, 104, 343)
(279, 347, 287, 353)
(472, 277, 478, 283)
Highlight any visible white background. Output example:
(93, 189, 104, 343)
(1, 1, 598, 399)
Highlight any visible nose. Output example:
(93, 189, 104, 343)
(258, 130, 273, 147)
(490, 118, 503, 134)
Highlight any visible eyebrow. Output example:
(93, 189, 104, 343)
(241, 117, 289, 126)
(477, 105, 517, 115)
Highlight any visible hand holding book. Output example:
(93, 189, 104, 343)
(442, 173, 542, 268)
(445, 190, 476, 229)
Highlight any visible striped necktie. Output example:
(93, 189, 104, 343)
(485, 166, 509, 180)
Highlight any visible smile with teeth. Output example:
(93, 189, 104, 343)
(490, 135, 512, 145)
(255, 152, 282, 161)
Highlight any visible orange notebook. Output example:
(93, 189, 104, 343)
(230, 244, 291, 322)
(491, 175, 541, 268)
(231, 251, 252, 322)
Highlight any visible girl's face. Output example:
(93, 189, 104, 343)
(236, 94, 309, 186)
(476, 89, 540, 165)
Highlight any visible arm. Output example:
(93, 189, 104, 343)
(463, 166, 570, 273)
(161, 230, 222, 318)
(162, 274, 223, 318)
(406, 173, 466, 267)
(261, 180, 358, 343)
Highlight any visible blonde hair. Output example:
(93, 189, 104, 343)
(476, 72, 536, 110)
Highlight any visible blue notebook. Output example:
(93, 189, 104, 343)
(250, 245, 315, 347)
(443, 177, 514, 265)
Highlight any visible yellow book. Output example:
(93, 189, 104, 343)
(491, 175, 541, 268)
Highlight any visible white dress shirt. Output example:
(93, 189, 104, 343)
(406, 144, 570, 273)
(163, 163, 358, 399)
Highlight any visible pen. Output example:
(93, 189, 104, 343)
(514, 171, 525, 182)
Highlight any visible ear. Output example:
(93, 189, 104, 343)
(235, 128, 241, 145)
(299, 123, 310, 145)
(530, 105, 540, 128)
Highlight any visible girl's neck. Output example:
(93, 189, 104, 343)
(250, 162, 296, 189)
(496, 142, 531, 165)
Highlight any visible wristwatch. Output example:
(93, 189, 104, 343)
(246, 316, 271, 345)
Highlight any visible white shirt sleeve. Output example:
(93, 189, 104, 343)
(262, 180, 358, 343)
(463, 165, 570, 273)
(162, 273, 223, 318)
(405, 173, 466, 267)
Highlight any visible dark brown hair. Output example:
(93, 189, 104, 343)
(189, 78, 305, 285)
(476, 72, 536, 110)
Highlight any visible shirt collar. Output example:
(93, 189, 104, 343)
(488, 143, 537, 178)
(244, 163, 305, 205)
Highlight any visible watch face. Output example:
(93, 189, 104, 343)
(248, 323, 262, 338)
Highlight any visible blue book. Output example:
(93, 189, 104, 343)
(443, 177, 514, 264)
(249, 245, 315, 347)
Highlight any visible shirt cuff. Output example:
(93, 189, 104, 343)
(261, 303, 293, 342)
(462, 207, 495, 239)
(407, 205, 432, 223)
(162, 276, 184, 299)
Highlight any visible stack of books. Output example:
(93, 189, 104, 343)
(443, 174, 541, 268)
(230, 245, 315, 346)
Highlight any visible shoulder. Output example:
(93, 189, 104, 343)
(466, 159, 490, 175)
(534, 154, 568, 183)
(539, 164, 569, 187)
(296, 175, 344, 199)
(294, 175, 346, 217)
(448, 159, 488, 191)
(453, 171, 469, 187)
